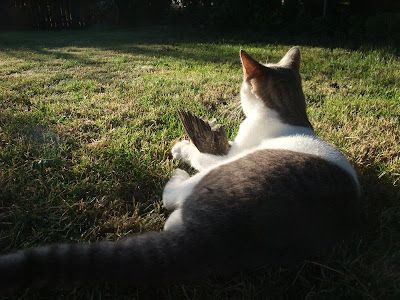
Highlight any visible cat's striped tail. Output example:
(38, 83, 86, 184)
(0, 229, 212, 293)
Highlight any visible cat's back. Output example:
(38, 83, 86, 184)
(183, 149, 360, 264)
(260, 134, 358, 185)
(190, 148, 359, 209)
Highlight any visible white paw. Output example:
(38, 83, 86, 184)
(171, 168, 190, 182)
(171, 140, 197, 160)
(163, 169, 188, 210)
(164, 209, 184, 231)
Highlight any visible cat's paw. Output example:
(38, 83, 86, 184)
(163, 169, 190, 210)
(170, 168, 190, 182)
(171, 140, 198, 161)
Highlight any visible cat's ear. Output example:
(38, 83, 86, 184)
(279, 47, 301, 71)
(240, 50, 263, 81)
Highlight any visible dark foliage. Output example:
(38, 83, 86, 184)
(177, 0, 282, 28)
(0, 0, 171, 29)
(0, 0, 95, 29)
(0, 0, 399, 44)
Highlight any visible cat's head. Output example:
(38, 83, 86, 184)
(240, 47, 313, 130)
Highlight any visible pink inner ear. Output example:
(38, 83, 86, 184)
(240, 50, 262, 81)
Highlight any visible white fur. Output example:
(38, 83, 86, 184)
(163, 80, 359, 231)
(261, 135, 358, 183)
(163, 168, 194, 210)
(164, 209, 183, 231)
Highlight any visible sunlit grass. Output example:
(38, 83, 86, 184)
(0, 27, 399, 298)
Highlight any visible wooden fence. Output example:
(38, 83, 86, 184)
(1, 0, 96, 29)
(0, 0, 168, 30)
(29, 0, 89, 29)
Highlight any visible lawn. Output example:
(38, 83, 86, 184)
(0, 26, 399, 299)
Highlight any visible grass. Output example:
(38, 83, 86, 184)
(0, 26, 399, 299)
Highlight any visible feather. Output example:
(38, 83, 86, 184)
(178, 110, 230, 155)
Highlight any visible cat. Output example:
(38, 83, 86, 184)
(0, 47, 360, 293)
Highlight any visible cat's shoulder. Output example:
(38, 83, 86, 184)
(259, 134, 358, 186)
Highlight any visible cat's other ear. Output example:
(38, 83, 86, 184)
(240, 50, 263, 81)
(279, 47, 301, 71)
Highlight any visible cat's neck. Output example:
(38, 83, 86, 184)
(231, 112, 314, 155)
(232, 81, 314, 155)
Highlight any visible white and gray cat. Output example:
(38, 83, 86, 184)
(0, 47, 360, 292)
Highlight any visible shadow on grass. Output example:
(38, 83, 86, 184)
(0, 26, 398, 67)
(356, 163, 400, 254)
